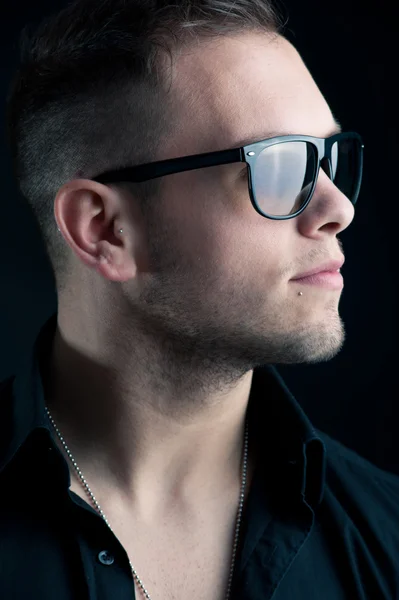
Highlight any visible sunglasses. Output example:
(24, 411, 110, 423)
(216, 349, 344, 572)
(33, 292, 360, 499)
(92, 131, 364, 220)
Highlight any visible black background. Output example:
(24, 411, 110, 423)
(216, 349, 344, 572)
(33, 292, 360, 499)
(1, 1, 398, 473)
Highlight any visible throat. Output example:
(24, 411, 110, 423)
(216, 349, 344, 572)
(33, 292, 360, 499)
(68, 464, 253, 600)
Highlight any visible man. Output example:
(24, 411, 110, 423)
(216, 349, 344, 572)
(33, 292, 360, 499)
(1, 0, 398, 598)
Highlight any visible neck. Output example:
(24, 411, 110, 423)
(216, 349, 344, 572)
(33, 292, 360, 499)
(42, 321, 255, 511)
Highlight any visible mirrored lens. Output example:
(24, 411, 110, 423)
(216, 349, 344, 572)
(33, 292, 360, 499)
(253, 141, 317, 217)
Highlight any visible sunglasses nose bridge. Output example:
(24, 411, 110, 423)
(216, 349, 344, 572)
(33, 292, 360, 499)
(320, 156, 333, 180)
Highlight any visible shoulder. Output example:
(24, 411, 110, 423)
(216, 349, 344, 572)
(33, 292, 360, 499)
(316, 429, 399, 530)
(318, 429, 399, 491)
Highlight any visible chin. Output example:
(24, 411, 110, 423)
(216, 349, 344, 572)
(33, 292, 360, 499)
(301, 322, 346, 364)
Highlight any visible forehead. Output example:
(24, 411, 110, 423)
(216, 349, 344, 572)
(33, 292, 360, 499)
(164, 33, 335, 156)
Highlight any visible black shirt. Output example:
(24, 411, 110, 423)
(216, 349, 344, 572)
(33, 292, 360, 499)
(1, 312, 399, 599)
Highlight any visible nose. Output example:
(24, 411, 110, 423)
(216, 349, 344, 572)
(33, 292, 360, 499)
(297, 167, 355, 236)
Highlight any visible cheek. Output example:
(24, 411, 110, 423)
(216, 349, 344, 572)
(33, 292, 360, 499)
(160, 171, 290, 288)
(155, 177, 223, 274)
(207, 217, 287, 295)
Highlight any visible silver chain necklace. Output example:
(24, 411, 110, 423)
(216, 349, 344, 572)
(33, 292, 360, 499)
(45, 406, 249, 600)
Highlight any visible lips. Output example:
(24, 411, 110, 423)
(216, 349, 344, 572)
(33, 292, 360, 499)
(291, 258, 345, 280)
(291, 270, 344, 290)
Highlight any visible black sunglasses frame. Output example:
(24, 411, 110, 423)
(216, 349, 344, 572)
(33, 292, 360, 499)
(92, 131, 364, 221)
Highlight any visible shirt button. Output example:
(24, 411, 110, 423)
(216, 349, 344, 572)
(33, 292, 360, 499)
(98, 550, 115, 566)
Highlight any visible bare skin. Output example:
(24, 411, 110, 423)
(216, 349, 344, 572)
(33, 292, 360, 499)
(45, 31, 354, 599)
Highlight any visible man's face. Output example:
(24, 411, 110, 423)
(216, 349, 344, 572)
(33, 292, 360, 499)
(135, 32, 355, 371)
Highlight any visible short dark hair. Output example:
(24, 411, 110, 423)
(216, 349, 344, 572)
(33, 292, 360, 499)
(5, 0, 285, 292)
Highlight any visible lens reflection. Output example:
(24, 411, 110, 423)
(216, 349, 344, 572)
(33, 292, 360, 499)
(253, 141, 316, 216)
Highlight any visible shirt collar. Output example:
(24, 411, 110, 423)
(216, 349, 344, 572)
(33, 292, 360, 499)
(246, 363, 326, 509)
(0, 313, 57, 473)
(1, 311, 326, 508)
